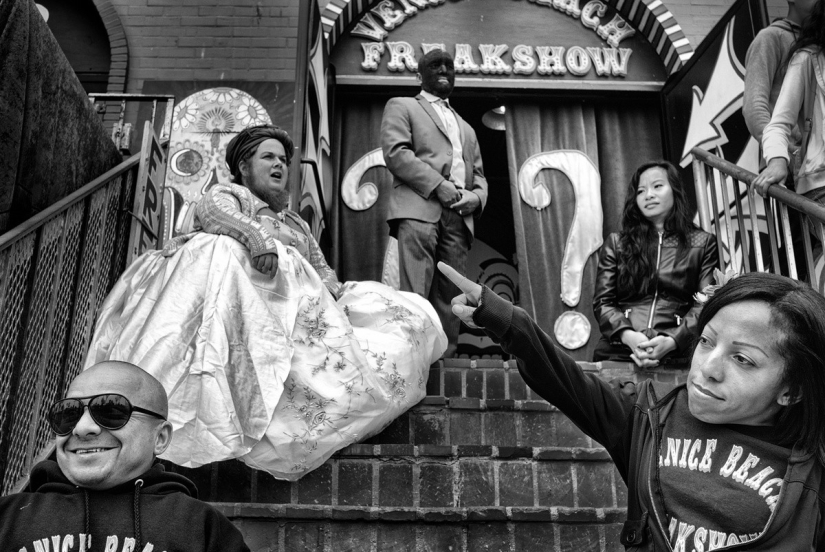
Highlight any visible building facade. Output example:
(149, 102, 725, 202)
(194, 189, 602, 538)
(43, 0, 786, 358)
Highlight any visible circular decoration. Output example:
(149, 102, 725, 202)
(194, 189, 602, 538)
(201, 89, 239, 104)
(197, 107, 235, 134)
(171, 149, 204, 176)
(172, 96, 199, 131)
(237, 95, 269, 127)
(167, 139, 211, 186)
(553, 311, 591, 350)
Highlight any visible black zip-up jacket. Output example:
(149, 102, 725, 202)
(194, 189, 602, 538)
(593, 229, 718, 354)
(476, 287, 825, 551)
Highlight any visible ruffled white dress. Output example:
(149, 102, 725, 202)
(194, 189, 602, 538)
(85, 185, 446, 480)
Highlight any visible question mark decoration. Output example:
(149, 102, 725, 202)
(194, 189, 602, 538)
(518, 150, 603, 349)
(342, 148, 385, 211)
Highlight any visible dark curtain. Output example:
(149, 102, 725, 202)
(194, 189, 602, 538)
(505, 98, 661, 361)
(595, 100, 664, 235)
(332, 97, 395, 282)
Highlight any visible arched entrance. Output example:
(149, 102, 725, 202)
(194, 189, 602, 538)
(321, 0, 693, 73)
(325, 0, 685, 359)
(36, 0, 127, 94)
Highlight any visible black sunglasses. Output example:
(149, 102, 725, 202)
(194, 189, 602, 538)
(48, 393, 166, 436)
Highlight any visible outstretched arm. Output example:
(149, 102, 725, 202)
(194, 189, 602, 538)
(438, 263, 637, 454)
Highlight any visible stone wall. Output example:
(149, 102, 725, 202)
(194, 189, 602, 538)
(0, 0, 121, 232)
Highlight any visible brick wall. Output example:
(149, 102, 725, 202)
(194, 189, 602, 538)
(170, 359, 688, 551)
(107, 0, 300, 93)
(105, 0, 787, 96)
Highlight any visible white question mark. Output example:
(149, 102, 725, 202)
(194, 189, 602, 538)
(518, 150, 603, 349)
(342, 148, 386, 211)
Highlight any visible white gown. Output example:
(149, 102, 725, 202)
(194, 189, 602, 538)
(85, 232, 446, 480)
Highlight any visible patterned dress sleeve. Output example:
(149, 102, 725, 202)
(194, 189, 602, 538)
(283, 210, 342, 298)
(194, 183, 280, 258)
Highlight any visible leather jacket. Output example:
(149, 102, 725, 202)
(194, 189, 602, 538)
(593, 229, 719, 354)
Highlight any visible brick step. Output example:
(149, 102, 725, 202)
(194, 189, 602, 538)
(363, 397, 597, 449)
(221, 506, 626, 552)
(429, 358, 685, 400)
(166, 445, 625, 509)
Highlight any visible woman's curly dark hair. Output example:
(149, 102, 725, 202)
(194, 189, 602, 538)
(787, 0, 825, 62)
(617, 160, 698, 297)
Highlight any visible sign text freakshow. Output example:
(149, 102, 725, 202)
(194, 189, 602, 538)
(353, 0, 637, 78)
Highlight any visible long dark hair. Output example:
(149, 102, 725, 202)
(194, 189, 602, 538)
(617, 161, 697, 296)
(788, 0, 825, 61)
(696, 272, 825, 463)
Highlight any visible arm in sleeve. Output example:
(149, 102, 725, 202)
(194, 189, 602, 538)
(762, 52, 812, 162)
(290, 212, 342, 298)
(659, 235, 719, 351)
(743, 34, 779, 142)
(194, 184, 280, 259)
(381, 98, 447, 200)
(592, 235, 633, 342)
(474, 287, 637, 453)
(469, 131, 488, 216)
(205, 508, 252, 552)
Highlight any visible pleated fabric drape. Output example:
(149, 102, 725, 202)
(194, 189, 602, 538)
(332, 98, 395, 282)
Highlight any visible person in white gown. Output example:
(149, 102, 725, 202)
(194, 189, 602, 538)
(85, 125, 447, 480)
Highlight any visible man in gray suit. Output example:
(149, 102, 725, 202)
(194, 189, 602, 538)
(381, 49, 488, 357)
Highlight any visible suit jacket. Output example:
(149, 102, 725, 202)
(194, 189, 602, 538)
(381, 94, 488, 240)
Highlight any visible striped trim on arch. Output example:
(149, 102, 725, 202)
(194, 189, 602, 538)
(319, 0, 693, 74)
(614, 0, 693, 73)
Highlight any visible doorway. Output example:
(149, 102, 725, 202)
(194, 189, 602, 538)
(332, 88, 663, 359)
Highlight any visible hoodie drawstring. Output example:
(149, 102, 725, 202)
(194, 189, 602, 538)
(134, 479, 144, 551)
(83, 489, 90, 536)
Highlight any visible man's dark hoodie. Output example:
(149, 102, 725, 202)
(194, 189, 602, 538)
(0, 460, 250, 551)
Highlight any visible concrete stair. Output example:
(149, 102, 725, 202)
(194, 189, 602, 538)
(171, 358, 688, 551)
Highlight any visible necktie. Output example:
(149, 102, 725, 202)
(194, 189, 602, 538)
(435, 100, 465, 188)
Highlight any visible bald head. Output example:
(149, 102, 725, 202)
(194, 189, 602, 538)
(70, 361, 168, 418)
(57, 361, 173, 490)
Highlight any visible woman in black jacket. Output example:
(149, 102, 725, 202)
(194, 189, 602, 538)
(438, 265, 825, 550)
(592, 161, 719, 367)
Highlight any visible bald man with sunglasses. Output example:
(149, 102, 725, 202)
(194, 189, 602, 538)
(0, 361, 250, 551)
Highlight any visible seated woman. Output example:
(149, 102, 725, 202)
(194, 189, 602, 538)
(442, 263, 825, 549)
(86, 125, 447, 480)
(592, 161, 718, 367)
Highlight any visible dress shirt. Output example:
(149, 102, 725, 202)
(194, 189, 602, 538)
(420, 90, 465, 188)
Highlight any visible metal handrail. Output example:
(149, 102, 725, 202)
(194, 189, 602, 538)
(691, 147, 825, 287)
(89, 93, 176, 148)
(691, 148, 825, 223)
(0, 154, 140, 252)
(0, 151, 144, 495)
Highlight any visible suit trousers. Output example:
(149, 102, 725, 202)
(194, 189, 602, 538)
(396, 208, 469, 358)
